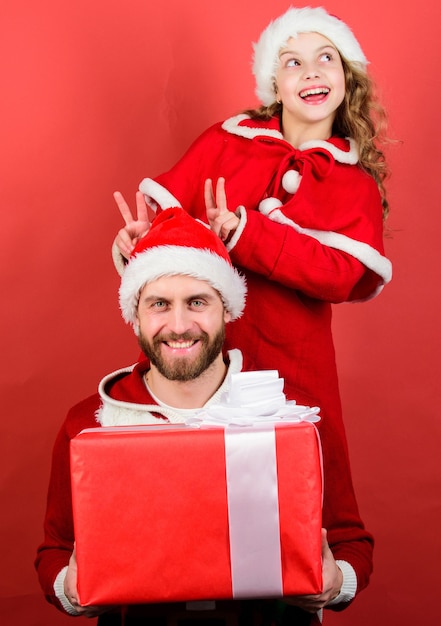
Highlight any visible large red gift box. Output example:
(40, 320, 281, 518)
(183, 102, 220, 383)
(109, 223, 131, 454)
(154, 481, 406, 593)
(70, 422, 323, 606)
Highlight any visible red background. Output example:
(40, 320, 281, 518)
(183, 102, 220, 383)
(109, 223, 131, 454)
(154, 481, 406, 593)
(1, 1, 440, 624)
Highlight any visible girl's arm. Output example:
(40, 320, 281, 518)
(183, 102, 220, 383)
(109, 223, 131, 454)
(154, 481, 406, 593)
(224, 175, 391, 303)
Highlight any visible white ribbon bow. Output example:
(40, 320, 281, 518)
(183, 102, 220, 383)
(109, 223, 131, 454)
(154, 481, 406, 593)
(186, 370, 320, 427)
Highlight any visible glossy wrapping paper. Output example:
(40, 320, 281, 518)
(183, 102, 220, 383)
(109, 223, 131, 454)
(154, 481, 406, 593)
(70, 421, 323, 606)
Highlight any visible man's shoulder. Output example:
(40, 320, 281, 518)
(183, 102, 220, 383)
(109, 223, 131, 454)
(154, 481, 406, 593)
(64, 392, 102, 437)
(236, 349, 258, 373)
(68, 392, 101, 415)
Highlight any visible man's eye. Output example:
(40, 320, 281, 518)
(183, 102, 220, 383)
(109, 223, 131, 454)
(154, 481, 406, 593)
(152, 301, 166, 309)
(190, 300, 204, 308)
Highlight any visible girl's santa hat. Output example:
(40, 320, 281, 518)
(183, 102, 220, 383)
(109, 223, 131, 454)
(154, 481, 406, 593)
(119, 208, 247, 332)
(253, 6, 368, 106)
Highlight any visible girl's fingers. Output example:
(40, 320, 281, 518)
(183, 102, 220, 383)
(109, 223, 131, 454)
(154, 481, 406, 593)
(113, 191, 135, 225)
(135, 191, 149, 223)
(204, 178, 216, 210)
(215, 177, 228, 212)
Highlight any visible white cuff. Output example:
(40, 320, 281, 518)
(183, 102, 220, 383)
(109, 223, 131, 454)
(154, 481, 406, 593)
(225, 205, 247, 252)
(327, 560, 357, 605)
(53, 566, 81, 616)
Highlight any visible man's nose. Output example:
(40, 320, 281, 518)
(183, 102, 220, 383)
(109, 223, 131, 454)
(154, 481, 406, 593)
(167, 306, 193, 334)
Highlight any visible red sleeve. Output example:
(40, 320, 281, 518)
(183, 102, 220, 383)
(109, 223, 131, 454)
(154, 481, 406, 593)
(231, 210, 367, 302)
(34, 394, 100, 612)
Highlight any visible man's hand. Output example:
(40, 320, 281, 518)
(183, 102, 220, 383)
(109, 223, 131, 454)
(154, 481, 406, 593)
(204, 178, 240, 243)
(285, 529, 344, 613)
(113, 191, 154, 259)
(64, 548, 112, 617)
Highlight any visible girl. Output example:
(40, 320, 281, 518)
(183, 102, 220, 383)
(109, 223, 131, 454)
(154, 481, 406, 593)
(114, 5, 391, 429)
(113, 6, 392, 617)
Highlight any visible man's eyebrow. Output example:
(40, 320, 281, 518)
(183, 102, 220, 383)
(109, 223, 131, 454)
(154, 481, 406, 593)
(139, 294, 169, 304)
(140, 292, 217, 303)
(187, 292, 218, 301)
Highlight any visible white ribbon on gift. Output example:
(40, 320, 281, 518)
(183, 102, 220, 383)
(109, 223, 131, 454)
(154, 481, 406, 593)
(186, 371, 320, 428)
(186, 371, 320, 598)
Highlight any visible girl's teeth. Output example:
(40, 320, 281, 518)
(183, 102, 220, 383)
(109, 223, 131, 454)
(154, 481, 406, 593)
(300, 87, 329, 98)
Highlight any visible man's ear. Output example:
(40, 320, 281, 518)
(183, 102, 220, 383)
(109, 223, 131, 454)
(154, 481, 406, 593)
(224, 310, 232, 324)
(134, 311, 140, 336)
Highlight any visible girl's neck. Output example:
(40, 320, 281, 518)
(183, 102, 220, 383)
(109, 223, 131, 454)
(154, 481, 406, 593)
(281, 113, 334, 148)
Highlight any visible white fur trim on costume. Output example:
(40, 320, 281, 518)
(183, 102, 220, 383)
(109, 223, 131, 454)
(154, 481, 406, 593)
(222, 115, 360, 165)
(299, 137, 359, 164)
(119, 245, 247, 328)
(261, 206, 392, 294)
(222, 114, 283, 141)
(282, 170, 302, 193)
(139, 178, 182, 211)
(96, 364, 167, 425)
(258, 198, 283, 215)
(253, 6, 368, 106)
(226, 205, 247, 253)
(97, 402, 166, 426)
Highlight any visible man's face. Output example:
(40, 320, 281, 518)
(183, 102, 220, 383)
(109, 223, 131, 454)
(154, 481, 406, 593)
(136, 275, 231, 381)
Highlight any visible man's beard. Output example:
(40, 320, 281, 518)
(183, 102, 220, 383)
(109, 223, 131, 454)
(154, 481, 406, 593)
(138, 327, 225, 382)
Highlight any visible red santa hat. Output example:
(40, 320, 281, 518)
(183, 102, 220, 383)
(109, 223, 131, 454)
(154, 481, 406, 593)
(119, 208, 247, 332)
(253, 6, 368, 106)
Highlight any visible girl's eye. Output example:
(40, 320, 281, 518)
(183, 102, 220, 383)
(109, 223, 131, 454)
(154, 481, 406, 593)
(285, 58, 300, 68)
(320, 52, 333, 62)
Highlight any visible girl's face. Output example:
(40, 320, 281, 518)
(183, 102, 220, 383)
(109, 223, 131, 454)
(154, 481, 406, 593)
(275, 32, 345, 142)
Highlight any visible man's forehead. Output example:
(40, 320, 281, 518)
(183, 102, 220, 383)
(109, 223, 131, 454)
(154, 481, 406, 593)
(139, 274, 221, 300)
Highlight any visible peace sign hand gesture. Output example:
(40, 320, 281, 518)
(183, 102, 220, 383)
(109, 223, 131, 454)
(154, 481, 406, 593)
(113, 191, 154, 260)
(204, 177, 241, 243)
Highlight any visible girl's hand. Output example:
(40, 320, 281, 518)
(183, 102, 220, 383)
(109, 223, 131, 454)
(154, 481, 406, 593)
(113, 191, 153, 260)
(204, 178, 240, 243)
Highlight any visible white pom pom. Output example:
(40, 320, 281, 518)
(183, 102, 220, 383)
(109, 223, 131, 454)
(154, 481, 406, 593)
(282, 170, 302, 194)
(258, 197, 283, 216)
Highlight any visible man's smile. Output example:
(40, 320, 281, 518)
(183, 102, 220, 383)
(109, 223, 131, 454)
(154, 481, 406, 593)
(164, 339, 199, 350)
